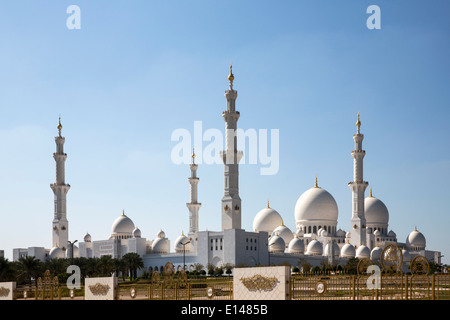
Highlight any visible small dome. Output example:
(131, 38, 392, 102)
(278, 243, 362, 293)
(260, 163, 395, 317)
(306, 239, 323, 256)
(111, 212, 135, 237)
(295, 186, 339, 225)
(356, 245, 371, 259)
(268, 232, 285, 253)
(288, 235, 304, 254)
(157, 229, 166, 238)
(402, 249, 411, 262)
(345, 232, 351, 238)
(174, 233, 191, 253)
(323, 241, 340, 257)
(365, 196, 389, 225)
(83, 232, 92, 242)
(406, 227, 426, 250)
(374, 229, 381, 236)
(295, 228, 304, 237)
(341, 242, 356, 258)
(133, 227, 141, 238)
(49, 246, 65, 259)
(336, 229, 346, 237)
(371, 246, 383, 261)
(271, 224, 293, 248)
(253, 205, 283, 233)
(152, 237, 169, 254)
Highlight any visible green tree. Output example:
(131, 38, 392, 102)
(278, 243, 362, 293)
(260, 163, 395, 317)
(17, 255, 42, 285)
(344, 257, 360, 275)
(122, 253, 144, 280)
(0, 257, 16, 282)
(96, 255, 115, 277)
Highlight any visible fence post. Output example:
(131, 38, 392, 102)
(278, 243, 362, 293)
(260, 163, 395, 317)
(431, 274, 435, 300)
(404, 275, 408, 300)
(352, 276, 355, 300)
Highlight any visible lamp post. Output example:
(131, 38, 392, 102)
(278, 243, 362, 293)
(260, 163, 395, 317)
(67, 240, 78, 262)
(181, 239, 191, 271)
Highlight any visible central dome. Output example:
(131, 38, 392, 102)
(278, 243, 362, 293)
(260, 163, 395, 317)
(111, 212, 135, 237)
(295, 186, 338, 225)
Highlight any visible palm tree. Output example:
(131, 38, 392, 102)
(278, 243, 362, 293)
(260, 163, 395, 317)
(0, 257, 16, 282)
(113, 258, 127, 281)
(96, 255, 115, 277)
(122, 253, 144, 280)
(17, 255, 42, 285)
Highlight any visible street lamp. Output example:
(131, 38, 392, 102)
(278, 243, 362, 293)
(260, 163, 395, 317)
(67, 240, 78, 261)
(181, 239, 191, 271)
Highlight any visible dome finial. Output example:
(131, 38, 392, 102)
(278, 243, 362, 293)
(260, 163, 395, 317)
(267, 199, 270, 208)
(122, 209, 125, 216)
(314, 174, 319, 188)
(370, 186, 373, 197)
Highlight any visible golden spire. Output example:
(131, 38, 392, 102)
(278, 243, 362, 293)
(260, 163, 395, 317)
(267, 199, 270, 208)
(228, 62, 234, 82)
(122, 209, 125, 216)
(314, 175, 319, 188)
(370, 186, 373, 197)
(356, 112, 361, 128)
(57, 115, 62, 135)
(192, 147, 196, 164)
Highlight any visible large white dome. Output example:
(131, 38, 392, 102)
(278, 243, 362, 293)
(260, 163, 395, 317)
(295, 186, 338, 225)
(365, 196, 389, 225)
(111, 212, 135, 237)
(253, 205, 283, 233)
(406, 227, 426, 250)
(324, 241, 340, 257)
(371, 246, 383, 261)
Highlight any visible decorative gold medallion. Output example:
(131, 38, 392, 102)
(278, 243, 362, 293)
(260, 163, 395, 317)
(88, 283, 110, 296)
(240, 274, 279, 292)
(410, 255, 429, 276)
(206, 286, 215, 299)
(380, 244, 403, 273)
(315, 280, 327, 295)
(130, 287, 136, 299)
(0, 287, 10, 297)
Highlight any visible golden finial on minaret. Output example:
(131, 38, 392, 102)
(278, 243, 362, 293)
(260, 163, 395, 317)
(356, 112, 361, 127)
(228, 61, 234, 82)
(57, 115, 62, 135)
(192, 147, 196, 164)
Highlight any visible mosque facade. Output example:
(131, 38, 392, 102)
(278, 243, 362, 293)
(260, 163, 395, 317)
(13, 66, 442, 274)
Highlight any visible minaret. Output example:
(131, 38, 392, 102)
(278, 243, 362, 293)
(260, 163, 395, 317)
(187, 148, 201, 237)
(348, 112, 368, 247)
(50, 116, 71, 251)
(221, 63, 243, 230)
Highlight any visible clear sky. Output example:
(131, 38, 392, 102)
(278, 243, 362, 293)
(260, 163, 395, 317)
(0, 0, 449, 264)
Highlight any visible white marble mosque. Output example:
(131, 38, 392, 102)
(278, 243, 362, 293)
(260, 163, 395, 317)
(12, 66, 441, 274)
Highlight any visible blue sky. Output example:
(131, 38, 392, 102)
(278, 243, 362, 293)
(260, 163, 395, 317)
(0, 0, 449, 264)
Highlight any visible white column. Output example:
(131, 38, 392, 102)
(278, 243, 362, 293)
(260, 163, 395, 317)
(187, 150, 201, 237)
(348, 113, 368, 248)
(50, 117, 70, 251)
(221, 64, 243, 231)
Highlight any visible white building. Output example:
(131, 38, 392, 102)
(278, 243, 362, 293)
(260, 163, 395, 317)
(14, 65, 442, 274)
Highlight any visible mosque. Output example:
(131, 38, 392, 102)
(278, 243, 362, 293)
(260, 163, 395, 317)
(13, 65, 442, 274)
